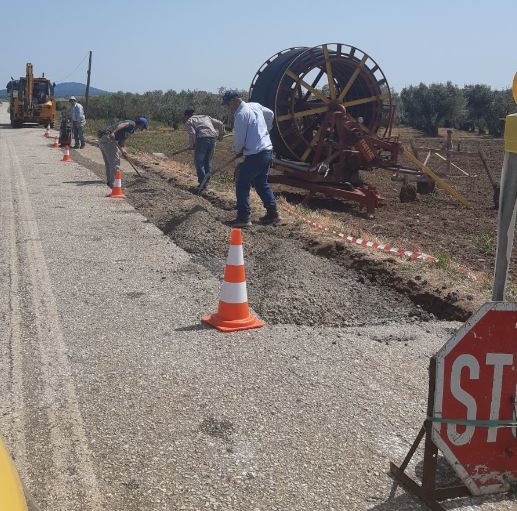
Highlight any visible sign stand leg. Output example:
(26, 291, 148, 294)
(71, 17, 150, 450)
(390, 358, 470, 510)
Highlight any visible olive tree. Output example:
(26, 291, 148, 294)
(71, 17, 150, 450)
(400, 82, 466, 136)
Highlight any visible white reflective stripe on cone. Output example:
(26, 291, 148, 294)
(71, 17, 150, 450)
(227, 245, 244, 266)
(220, 281, 248, 304)
(114, 178, 122, 187)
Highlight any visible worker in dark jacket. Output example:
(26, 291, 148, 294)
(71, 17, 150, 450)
(98, 117, 148, 188)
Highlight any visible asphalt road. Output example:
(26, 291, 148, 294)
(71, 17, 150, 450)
(0, 104, 514, 510)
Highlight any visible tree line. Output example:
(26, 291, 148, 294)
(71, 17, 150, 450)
(77, 88, 244, 130)
(73, 83, 516, 137)
(395, 83, 515, 136)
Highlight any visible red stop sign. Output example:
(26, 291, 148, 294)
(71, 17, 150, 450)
(432, 302, 517, 495)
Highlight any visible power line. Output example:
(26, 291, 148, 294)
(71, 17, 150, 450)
(55, 54, 89, 83)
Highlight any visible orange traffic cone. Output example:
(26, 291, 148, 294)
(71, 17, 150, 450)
(109, 169, 126, 198)
(44, 125, 50, 137)
(202, 228, 264, 332)
(62, 145, 71, 162)
(53, 136, 59, 148)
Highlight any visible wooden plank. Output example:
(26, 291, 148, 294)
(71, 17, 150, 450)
(402, 148, 471, 208)
(433, 152, 470, 176)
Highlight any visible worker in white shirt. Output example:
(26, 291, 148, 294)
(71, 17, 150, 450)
(221, 90, 280, 227)
(69, 96, 86, 149)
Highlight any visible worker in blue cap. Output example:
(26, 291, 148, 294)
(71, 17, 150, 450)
(98, 117, 148, 189)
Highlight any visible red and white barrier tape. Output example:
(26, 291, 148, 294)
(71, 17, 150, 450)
(284, 206, 436, 263)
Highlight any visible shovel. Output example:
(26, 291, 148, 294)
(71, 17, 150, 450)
(195, 154, 241, 194)
(170, 135, 232, 157)
(170, 146, 193, 156)
(123, 154, 147, 179)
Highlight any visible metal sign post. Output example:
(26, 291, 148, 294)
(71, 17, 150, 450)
(493, 72, 517, 300)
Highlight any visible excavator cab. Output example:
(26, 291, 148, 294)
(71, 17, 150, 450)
(33, 81, 51, 105)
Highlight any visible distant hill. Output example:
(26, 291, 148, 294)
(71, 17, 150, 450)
(54, 82, 111, 98)
(0, 82, 111, 99)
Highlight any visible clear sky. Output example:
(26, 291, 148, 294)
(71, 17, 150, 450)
(2, 0, 516, 95)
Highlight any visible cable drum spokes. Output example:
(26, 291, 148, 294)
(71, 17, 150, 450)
(249, 43, 393, 163)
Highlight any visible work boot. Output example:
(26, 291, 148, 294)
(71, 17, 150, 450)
(259, 207, 280, 225)
(229, 217, 252, 228)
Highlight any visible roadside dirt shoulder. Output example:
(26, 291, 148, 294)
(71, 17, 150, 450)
(73, 138, 492, 326)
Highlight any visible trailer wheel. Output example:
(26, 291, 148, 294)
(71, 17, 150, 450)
(416, 180, 435, 195)
(400, 184, 418, 203)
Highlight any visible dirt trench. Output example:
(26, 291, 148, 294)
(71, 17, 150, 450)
(75, 148, 475, 327)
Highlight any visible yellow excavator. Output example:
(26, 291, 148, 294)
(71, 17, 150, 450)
(0, 436, 33, 510)
(6, 63, 56, 128)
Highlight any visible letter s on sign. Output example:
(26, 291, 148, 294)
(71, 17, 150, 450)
(448, 354, 479, 446)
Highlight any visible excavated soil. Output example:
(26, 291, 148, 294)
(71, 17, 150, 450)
(77, 128, 507, 327)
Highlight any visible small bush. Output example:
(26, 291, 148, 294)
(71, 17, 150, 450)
(474, 233, 495, 255)
(435, 249, 451, 270)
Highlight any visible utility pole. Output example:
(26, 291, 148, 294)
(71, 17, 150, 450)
(84, 51, 92, 115)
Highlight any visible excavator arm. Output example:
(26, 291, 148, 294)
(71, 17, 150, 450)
(26, 63, 33, 113)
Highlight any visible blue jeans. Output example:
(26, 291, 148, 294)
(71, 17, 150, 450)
(194, 137, 216, 184)
(236, 150, 276, 220)
(72, 120, 85, 147)
(99, 136, 119, 187)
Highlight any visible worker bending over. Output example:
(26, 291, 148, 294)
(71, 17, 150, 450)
(183, 108, 225, 186)
(98, 117, 148, 189)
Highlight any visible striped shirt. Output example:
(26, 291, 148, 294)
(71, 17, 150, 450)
(185, 115, 225, 147)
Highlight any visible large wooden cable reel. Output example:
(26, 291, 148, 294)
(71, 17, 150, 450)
(249, 43, 394, 173)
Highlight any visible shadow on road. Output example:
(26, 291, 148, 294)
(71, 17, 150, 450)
(175, 324, 208, 332)
(62, 180, 104, 186)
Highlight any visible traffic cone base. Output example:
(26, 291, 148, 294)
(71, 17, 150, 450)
(201, 228, 264, 332)
(201, 311, 264, 332)
(109, 169, 126, 198)
(53, 137, 59, 148)
(62, 146, 71, 162)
